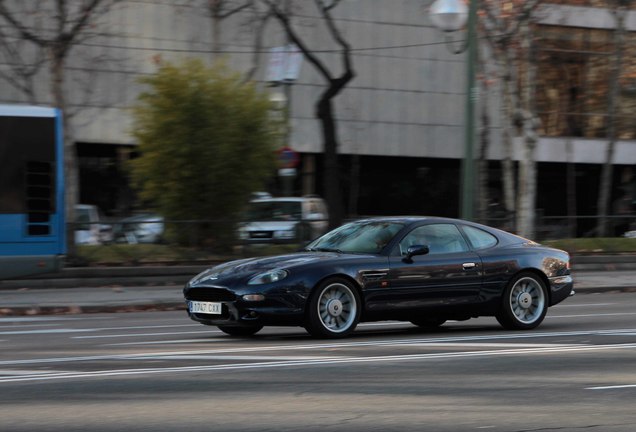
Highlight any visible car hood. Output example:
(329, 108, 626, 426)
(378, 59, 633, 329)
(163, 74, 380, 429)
(189, 252, 342, 286)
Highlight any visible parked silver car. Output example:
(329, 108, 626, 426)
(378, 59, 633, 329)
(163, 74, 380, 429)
(74, 204, 113, 245)
(238, 196, 328, 244)
(114, 213, 165, 244)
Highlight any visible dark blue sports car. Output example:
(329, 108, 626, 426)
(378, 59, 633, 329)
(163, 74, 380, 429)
(184, 217, 573, 338)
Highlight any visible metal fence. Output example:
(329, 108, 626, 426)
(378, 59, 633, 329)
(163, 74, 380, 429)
(69, 213, 636, 249)
(68, 216, 328, 249)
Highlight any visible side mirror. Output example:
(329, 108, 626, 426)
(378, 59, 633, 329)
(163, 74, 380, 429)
(403, 244, 429, 263)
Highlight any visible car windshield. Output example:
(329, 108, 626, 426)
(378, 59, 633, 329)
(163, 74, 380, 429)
(306, 221, 404, 254)
(246, 201, 302, 221)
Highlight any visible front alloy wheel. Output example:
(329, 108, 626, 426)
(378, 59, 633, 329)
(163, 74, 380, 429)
(496, 272, 548, 330)
(306, 278, 361, 338)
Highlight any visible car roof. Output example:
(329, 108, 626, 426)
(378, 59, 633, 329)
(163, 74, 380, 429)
(348, 216, 532, 243)
(350, 216, 441, 224)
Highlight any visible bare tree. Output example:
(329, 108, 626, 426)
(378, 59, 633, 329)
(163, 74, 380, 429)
(480, 0, 542, 237)
(0, 6, 46, 104)
(516, 13, 541, 239)
(264, 0, 354, 228)
(0, 0, 121, 255)
(206, 0, 254, 54)
(205, 0, 273, 81)
(596, 0, 629, 237)
(477, 56, 492, 225)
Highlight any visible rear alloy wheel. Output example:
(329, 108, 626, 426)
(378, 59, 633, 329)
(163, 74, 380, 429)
(306, 278, 361, 338)
(410, 317, 447, 329)
(496, 272, 548, 330)
(217, 325, 263, 337)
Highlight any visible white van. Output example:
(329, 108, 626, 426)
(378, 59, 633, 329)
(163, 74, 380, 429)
(238, 196, 328, 244)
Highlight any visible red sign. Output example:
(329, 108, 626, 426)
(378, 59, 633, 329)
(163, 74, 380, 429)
(277, 146, 300, 169)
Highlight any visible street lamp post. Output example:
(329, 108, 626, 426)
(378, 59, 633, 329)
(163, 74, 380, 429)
(430, 0, 477, 221)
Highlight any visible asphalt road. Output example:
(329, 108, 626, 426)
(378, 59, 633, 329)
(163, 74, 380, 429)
(1, 292, 636, 432)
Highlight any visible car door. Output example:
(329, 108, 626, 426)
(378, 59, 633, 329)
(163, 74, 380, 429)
(379, 223, 482, 312)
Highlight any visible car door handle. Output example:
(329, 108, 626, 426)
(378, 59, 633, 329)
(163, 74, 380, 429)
(462, 262, 477, 270)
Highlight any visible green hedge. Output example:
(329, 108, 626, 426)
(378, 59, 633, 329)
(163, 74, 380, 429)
(543, 238, 636, 254)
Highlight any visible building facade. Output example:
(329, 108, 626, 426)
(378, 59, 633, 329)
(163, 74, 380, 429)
(0, 1, 634, 235)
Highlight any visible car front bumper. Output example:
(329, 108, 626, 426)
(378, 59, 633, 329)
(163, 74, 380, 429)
(548, 274, 574, 306)
(184, 284, 306, 327)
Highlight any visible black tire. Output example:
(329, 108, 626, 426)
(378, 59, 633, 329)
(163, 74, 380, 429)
(410, 317, 447, 329)
(217, 325, 263, 337)
(496, 272, 548, 330)
(305, 277, 361, 338)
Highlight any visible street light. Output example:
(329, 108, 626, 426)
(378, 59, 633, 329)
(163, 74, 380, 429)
(429, 0, 468, 32)
(430, 0, 477, 221)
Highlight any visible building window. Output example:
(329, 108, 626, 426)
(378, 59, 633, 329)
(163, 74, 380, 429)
(536, 24, 636, 140)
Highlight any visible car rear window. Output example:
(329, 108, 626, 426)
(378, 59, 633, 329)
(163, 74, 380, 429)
(463, 226, 498, 249)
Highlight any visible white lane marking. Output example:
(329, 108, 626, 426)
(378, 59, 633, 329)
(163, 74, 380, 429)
(105, 339, 228, 346)
(149, 355, 341, 361)
(0, 324, 58, 328)
(0, 317, 114, 323)
(86, 324, 199, 331)
(73, 330, 215, 339)
(0, 323, 200, 336)
(77, 322, 413, 339)
(4, 328, 636, 367)
(558, 303, 615, 308)
(586, 384, 636, 390)
(548, 312, 636, 319)
(1, 343, 636, 384)
(0, 329, 100, 335)
(74, 322, 409, 340)
(0, 369, 71, 376)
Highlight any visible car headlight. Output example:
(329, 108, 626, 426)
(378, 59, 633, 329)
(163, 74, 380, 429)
(274, 229, 295, 239)
(248, 269, 288, 285)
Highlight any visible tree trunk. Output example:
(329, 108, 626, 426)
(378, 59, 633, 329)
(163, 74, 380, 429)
(212, 14, 222, 55)
(264, 1, 353, 228)
(478, 79, 490, 225)
(50, 50, 78, 256)
(348, 154, 360, 217)
(566, 138, 577, 237)
(516, 139, 537, 239)
(500, 52, 516, 230)
(596, 5, 626, 237)
(516, 20, 539, 240)
(317, 96, 342, 229)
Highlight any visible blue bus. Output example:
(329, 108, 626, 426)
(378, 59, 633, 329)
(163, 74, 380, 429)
(0, 105, 66, 279)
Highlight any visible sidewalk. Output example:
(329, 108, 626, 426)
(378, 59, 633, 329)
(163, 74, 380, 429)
(0, 269, 634, 316)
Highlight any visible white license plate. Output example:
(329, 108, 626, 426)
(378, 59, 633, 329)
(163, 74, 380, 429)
(189, 301, 222, 315)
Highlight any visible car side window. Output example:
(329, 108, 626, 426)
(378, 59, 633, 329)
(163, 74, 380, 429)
(398, 224, 469, 255)
(462, 225, 498, 250)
